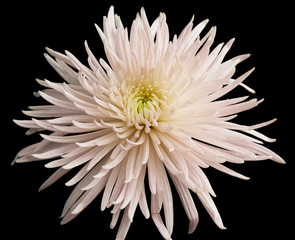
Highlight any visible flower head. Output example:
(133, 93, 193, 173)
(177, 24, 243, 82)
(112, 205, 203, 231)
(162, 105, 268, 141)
(13, 6, 284, 240)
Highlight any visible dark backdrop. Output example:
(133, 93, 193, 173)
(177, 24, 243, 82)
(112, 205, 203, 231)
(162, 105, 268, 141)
(3, 0, 293, 239)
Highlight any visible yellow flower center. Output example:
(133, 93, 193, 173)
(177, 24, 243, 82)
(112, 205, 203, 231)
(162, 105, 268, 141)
(121, 76, 168, 131)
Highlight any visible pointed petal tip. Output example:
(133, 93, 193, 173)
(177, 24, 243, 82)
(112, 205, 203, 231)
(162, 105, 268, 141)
(60, 219, 66, 225)
(11, 154, 18, 166)
(188, 218, 199, 234)
(109, 5, 114, 11)
(38, 181, 50, 192)
(45, 46, 53, 53)
(44, 163, 51, 168)
(71, 204, 83, 215)
(12, 119, 22, 128)
(215, 217, 227, 230)
(228, 38, 235, 45)
(277, 158, 286, 164)
(140, 6, 146, 15)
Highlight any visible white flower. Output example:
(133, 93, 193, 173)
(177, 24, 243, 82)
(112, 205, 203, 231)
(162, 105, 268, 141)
(13, 6, 285, 240)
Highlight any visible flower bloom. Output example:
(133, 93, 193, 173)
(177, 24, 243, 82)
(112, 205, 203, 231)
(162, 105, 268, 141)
(13, 6, 285, 240)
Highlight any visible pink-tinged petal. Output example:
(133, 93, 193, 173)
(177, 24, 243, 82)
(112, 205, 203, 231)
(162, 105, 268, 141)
(120, 178, 139, 210)
(208, 161, 250, 180)
(139, 185, 150, 219)
(128, 166, 146, 221)
(15, 155, 40, 163)
(45, 157, 74, 168)
(102, 147, 128, 170)
(160, 150, 182, 176)
(39, 167, 70, 191)
(94, 131, 118, 146)
(63, 83, 96, 106)
(115, 207, 132, 240)
(13, 119, 39, 129)
(138, 133, 150, 164)
(43, 53, 78, 85)
(207, 68, 255, 102)
(151, 194, 172, 240)
(32, 143, 76, 159)
(38, 90, 77, 111)
(65, 164, 90, 186)
(61, 176, 108, 224)
(161, 167, 174, 235)
(197, 192, 226, 229)
(170, 174, 199, 234)
(110, 209, 121, 229)
(186, 160, 216, 196)
(240, 141, 285, 164)
(244, 128, 276, 143)
(22, 108, 79, 118)
(151, 212, 172, 240)
(46, 115, 93, 124)
(150, 137, 165, 161)
(45, 47, 74, 67)
(86, 141, 119, 170)
(13, 142, 39, 159)
(40, 132, 92, 143)
(101, 164, 122, 211)
(61, 147, 99, 169)
(124, 147, 139, 183)
(147, 148, 157, 195)
(60, 163, 108, 218)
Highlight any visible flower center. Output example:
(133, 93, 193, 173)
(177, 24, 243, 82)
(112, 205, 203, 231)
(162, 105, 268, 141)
(121, 76, 168, 131)
(134, 84, 159, 112)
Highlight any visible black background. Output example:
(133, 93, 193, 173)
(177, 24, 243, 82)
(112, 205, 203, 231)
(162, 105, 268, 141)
(3, 0, 293, 239)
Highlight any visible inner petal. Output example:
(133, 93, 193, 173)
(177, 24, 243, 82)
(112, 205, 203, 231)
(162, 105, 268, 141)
(121, 76, 168, 130)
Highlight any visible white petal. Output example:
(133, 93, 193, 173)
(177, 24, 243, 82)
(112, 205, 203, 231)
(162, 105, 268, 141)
(197, 192, 226, 229)
(39, 167, 70, 191)
(170, 174, 199, 234)
(115, 207, 132, 240)
(151, 194, 172, 240)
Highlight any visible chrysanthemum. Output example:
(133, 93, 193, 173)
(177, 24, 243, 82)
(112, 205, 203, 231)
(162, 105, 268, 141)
(13, 6, 285, 240)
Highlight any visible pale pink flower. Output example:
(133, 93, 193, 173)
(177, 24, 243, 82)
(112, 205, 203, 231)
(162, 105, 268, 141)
(13, 6, 285, 240)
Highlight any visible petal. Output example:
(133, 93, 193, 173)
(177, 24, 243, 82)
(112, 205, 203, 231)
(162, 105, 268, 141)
(170, 174, 199, 234)
(197, 192, 226, 229)
(115, 207, 132, 240)
(39, 167, 70, 191)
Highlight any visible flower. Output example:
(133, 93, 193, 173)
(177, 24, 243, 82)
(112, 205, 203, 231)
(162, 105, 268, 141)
(13, 6, 285, 240)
